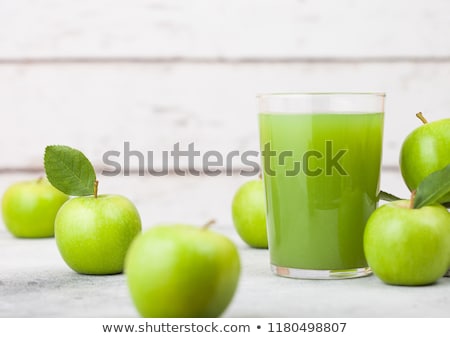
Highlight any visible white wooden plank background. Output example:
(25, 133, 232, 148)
(0, 0, 449, 171)
(2, 0, 450, 58)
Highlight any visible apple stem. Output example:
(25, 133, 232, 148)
(409, 190, 416, 209)
(416, 112, 428, 124)
(94, 180, 99, 198)
(37, 176, 44, 183)
(258, 172, 262, 180)
(202, 219, 216, 230)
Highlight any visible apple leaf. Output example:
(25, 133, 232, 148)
(44, 145, 97, 196)
(413, 164, 450, 209)
(378, 190, 402, 202)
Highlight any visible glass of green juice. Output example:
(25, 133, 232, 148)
(258, 92, 385, 279)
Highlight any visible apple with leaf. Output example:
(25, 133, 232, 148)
(44, 145, 141, 275)
(370, 112, 450, 285)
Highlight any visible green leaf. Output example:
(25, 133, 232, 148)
(44, 145, 97, 196)
(413, 164, 450, 209)
(378, 190, 402, 202)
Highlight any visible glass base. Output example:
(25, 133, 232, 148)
(271, 264, 372, 280)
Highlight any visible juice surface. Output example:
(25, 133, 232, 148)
(259, 112, 384, 270)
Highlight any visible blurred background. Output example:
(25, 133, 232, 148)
(0, 0, 449, 177)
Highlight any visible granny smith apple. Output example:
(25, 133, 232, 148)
(125, 223, 241, 317)
(364, 200, 450, 286)
(2, 178, 69, 238)
(231, 179, 268, 248)
(400, 116, 450, 203)
(55, 194, 141, 275)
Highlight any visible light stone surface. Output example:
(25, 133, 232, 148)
(1, 170, 449, 318)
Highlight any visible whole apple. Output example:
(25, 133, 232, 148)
(2, 178, 69, 238)
(125, 224, 241, 317)
(400, 116, 450, 202)
(231, 179, 268, 248)
(364, 200, 450, 286)
(55, 194, 141, 275)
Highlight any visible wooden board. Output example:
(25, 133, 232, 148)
(1, 0, 449, 172)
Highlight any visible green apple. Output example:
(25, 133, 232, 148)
(231, 179, 268, 248)
(400, 115, 450, 203)
(55, 194, 141, 275)
(364, 200, 450, 286)
(125, 223, 241, 317)
(2, 178, 69, 238)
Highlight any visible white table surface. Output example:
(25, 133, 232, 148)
(0, 170, 449, 318)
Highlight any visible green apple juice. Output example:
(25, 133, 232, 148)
(259, 111, 384, 275)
